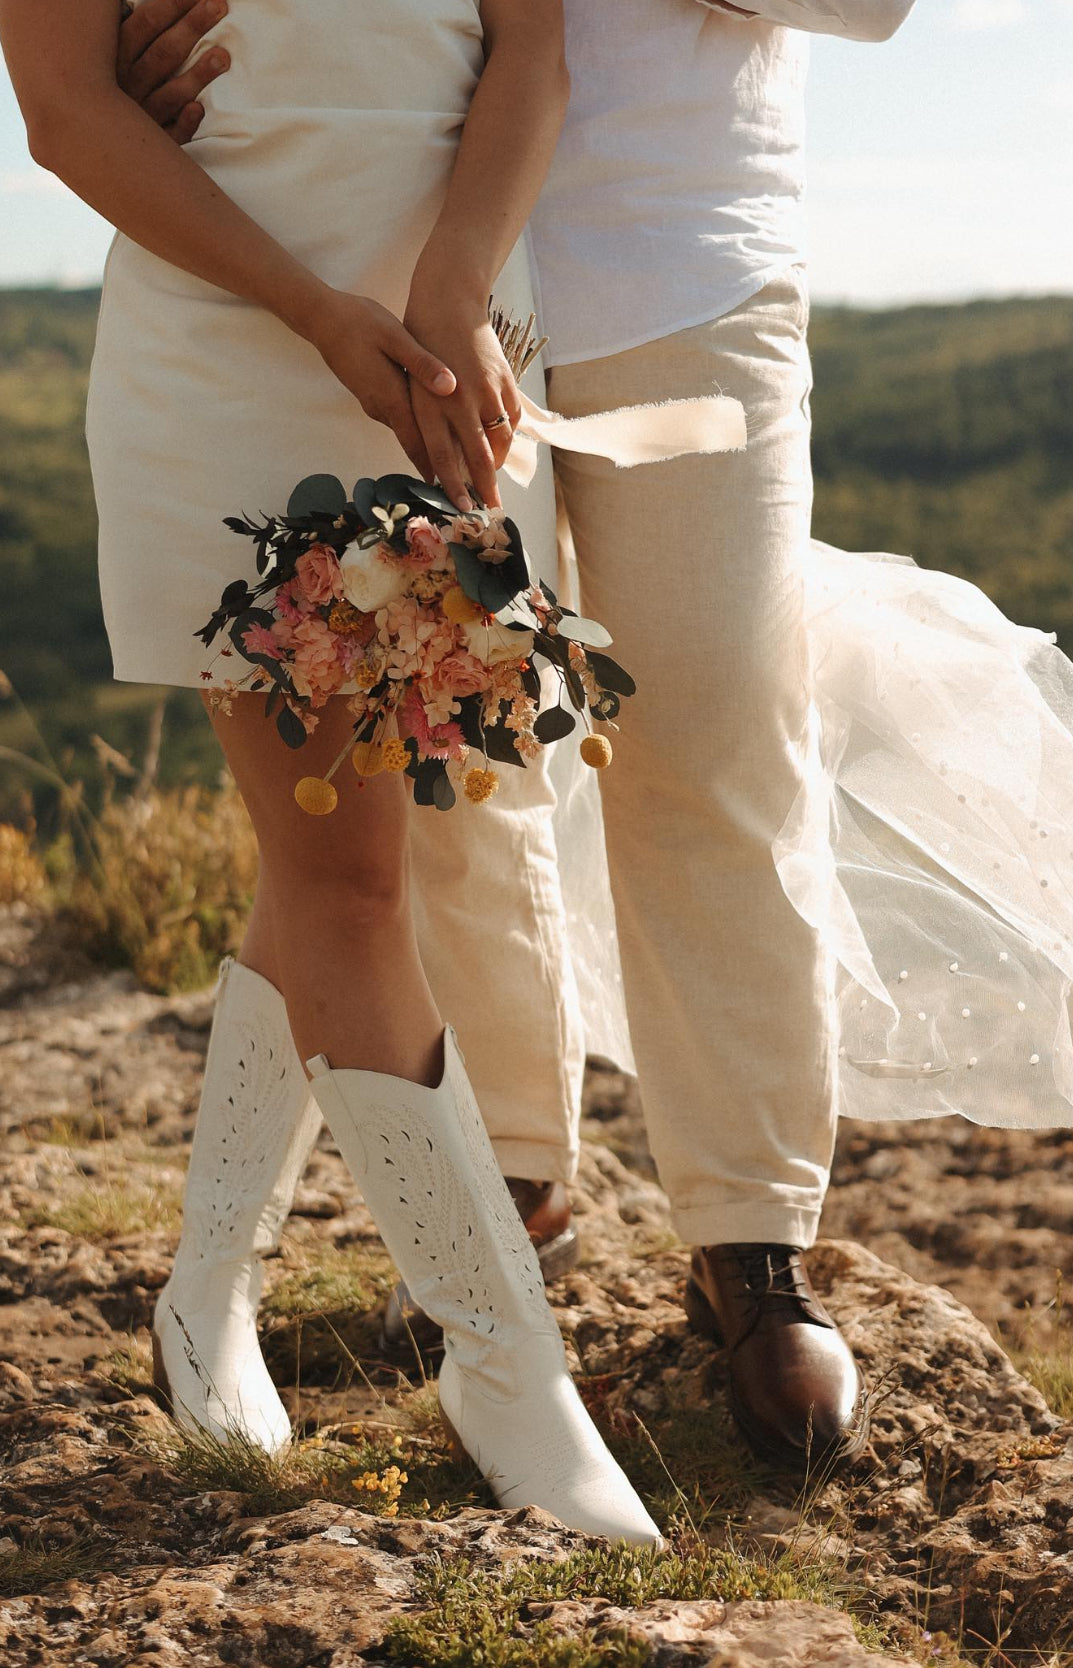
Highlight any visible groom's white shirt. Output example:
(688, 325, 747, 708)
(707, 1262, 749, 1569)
(528, 0, 916, 366)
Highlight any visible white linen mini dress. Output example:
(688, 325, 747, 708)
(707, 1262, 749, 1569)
(85, 0, 557, 687)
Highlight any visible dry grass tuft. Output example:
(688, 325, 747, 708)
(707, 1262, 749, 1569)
(21, 1177, 181, 1239)
(50, 778, 258, 994)
(139, 1410, 480, 1522)
(0, 1530, 112, 1598)
(0, 820, 48, 905)
(1007, 1274, 1073, 1420)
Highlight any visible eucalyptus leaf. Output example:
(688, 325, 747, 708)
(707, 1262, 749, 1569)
(287, 474, 347, 520)
(587, 651, 637, 697)
(413, 757, 446, 805)
(481, 718, 527, 767)
(534, 705, 576, 743)
(556, 615, 613, 649)
(455, 692, 487, 751)
(376, 474, 459, 516)
(352, 478, 379, 523)
(451, 544, 518, 615)
(432, 771, 457, 812)
(276, 702, 307, 750)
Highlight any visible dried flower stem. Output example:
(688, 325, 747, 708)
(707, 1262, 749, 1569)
(488, 301, 549, 382)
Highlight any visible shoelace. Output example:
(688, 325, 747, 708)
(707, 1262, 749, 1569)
(728, 1245, 815, 1313)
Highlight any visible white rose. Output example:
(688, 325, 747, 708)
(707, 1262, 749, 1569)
(339, 544, 408, 613)
(461, 619, 536, 667)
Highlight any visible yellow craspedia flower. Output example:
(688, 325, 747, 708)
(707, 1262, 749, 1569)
(580, 733, 613, 769)
(442, 585, 484, 626)
(351, 740, 385, 777)
(294, 776, 338, 815)
(464, 767, 499, 804)
(381, 738, 410, 772)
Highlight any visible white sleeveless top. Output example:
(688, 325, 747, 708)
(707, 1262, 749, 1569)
(529, 0, 810, 367)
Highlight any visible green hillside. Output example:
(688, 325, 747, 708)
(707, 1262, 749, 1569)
(2, 286, 1072, 824)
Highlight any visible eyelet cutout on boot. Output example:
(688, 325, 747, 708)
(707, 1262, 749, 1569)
(186, 992, 308, 1260)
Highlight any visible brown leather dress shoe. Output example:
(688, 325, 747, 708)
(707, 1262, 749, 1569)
(684, 1242, 869, 1475)
(380, 1177, 580, 1360)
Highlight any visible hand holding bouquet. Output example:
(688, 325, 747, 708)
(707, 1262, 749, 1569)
(195, 469, 634, 813)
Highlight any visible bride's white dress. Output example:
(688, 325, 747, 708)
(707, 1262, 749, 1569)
(556, 537, 1073, 1131)
(85, 0, 557, 687)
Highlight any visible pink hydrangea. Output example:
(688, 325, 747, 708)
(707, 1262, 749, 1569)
(400, 686, 466, 761)
(241, 621, 283, 660)
(290, 615, 347, 705)
(376, 596, 456, 682)
(294, 543, 344, 606)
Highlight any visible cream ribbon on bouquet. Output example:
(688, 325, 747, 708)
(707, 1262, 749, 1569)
(502, 390, 747, 487)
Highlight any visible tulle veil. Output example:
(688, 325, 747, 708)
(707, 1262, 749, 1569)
(549, 536, 1073, 1129)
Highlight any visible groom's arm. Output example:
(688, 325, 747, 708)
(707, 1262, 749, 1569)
(700, 0, 916, 42)
(116, 0, 229, 143)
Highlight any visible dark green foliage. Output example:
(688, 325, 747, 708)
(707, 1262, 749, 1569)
(809, 295, 1073, 659)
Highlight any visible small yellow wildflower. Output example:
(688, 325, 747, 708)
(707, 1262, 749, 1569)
(327, 598, 372, 634)
(294, 776, 338, 814)
(381, 738, 410, 772)
(351, 660, 381, 690)
(464, 767, 499, 804)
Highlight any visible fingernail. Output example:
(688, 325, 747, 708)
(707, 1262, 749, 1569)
(208, 47, 228, 68)
(457, 494, 474, 511)
(206, 0, 226, 19)
(431, 369, 455, 395)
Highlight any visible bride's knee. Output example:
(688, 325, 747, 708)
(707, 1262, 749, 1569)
(263, 855, 410, 936)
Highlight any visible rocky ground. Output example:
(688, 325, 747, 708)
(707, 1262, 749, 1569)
(2, 902, 1073, 1667)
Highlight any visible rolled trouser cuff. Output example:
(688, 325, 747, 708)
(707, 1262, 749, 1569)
(489, 1136, 580, 1187)
(670, 1197, 823, 1252)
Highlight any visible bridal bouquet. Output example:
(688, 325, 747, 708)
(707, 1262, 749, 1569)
(194, 470, 634, 814)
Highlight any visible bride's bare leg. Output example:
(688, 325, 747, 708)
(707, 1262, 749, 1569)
(200, 688, 443, 1086)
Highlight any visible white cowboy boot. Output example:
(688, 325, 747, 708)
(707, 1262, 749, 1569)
(306, 1027, 662, 1546)
(153, 955, 323, 1452)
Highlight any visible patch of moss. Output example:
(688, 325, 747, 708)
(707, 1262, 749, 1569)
(382, 1539, 875, 1668)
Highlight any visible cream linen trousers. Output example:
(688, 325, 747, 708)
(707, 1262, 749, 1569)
(419, 265, 840, 1247)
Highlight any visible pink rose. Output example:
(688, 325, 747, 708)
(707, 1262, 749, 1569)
(429, 650, 488, 702)
(294, 543, 344, 606)
(404, 517, 449, 569)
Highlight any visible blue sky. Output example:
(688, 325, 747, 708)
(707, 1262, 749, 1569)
(1, 0, 1070, 304)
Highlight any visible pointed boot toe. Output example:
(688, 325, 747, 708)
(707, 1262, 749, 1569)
(439, 1348, 663, 1548)
(306, 1028, 659, 1546)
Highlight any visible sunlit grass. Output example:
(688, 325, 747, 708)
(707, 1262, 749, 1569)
(20, 1177, 181, 1239)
